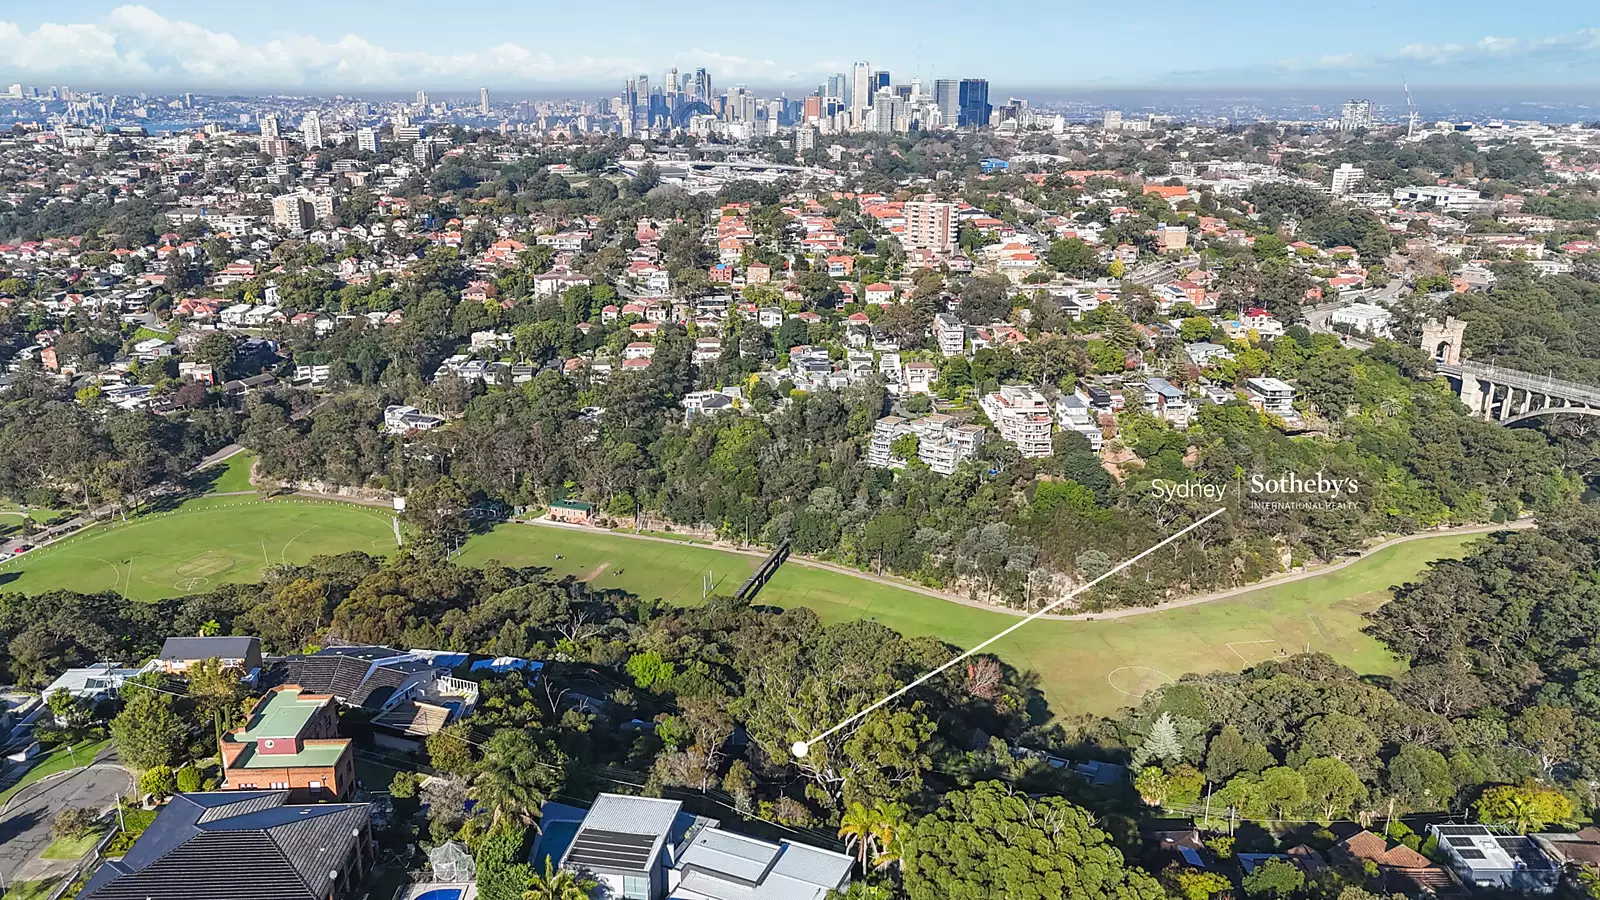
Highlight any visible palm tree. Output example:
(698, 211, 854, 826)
(837, 801, 878, 871)
(868, 800, 908, 874)
(522, 860, 593, 900)
(473, 730, 556, 827)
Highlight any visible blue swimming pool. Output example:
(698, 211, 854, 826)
(413, 889, 463, 900)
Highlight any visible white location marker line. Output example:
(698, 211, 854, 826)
(791, 506, 1228, 759)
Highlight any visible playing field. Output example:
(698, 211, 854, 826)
(456, 523, 1488, 716)
(0, 496, 397, 602)
(193, 450, 257, 494)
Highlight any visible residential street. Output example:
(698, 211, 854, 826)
(0, 753, 132, 885)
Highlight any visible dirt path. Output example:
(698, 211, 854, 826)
(523, 517, 1530, 622)
(582, 562, 613, 582)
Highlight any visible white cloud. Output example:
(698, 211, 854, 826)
(0, 5, 801, 88)
(1156, 26, 1600, 85)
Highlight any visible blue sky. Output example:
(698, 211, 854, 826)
(1, 1, 1597, 91)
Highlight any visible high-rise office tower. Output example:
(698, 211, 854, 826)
(695, 68, 711, 102)
(300, 111, 323, 148)
(826, 74, 847, 102)
(872, 70, 890, 93)
(850, 62, 871, 112)
(933, 79, 960, 126)
(666, 67, 680, 98)
(415, 90, 429, 111)
(479, 87, 490, 115)
(957, 79, 991, 127)
(1340, 98, 1373, 131)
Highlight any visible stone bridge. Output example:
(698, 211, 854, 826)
(1423, 317, 1600, 424)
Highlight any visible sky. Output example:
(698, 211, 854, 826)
(1, 1, 1598, 93)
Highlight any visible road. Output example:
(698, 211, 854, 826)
(0, 754, 132, 885)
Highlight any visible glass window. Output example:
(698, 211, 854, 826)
(622, 875, 650, 899)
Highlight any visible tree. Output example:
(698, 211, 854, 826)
(138, 764, 177, 801)
(522, 859, 595, 900)
(1300, 756, 1366, 822)
(1387, 745, 1453, 812)
(902, 781, 1166, 900)
(1047, 238, 1100, 277)
(1259, 766, 1307, 820)
(1173, 869, 1232, 900)
(838, 799, 908, 874)
(475, 828, 533, 900)
(175, 764, 202, 793)
(401, 476, 472, 553)
(1132, 712, 1185, 769)
(1475, 784, 1575, 832)
(472, 729, 564, 827)
(51, 806, 101, 841)
(1135, 766, 1171, 806)
(624, 650, 675, 691)
(1242, 858, 1304, 898)
(110, 678, 188, 771)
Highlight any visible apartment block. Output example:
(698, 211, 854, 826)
(869, 414, 986, 475)
(220, 685, 355, 801)
(904, 200, 957, 253)
(934, 313, 964, 357)
(980, 385, 1054, 458)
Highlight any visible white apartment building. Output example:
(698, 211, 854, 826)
(1391, 186, 1493, 214)
(1329, 301, 1393, 336)
(868, 414, 986, 476)
(934, 313, 964, 357)
(1330, 163, 1365, 196)
(1340, 99, 1373, 132)
(1245, 377, 1297, 419)
(980, 385, 1054, 458)
(301, 111, 324, 148)
(904, 200, 957, 253)
(1053, 394, 1104, 451)
(356, 127, 380, 153)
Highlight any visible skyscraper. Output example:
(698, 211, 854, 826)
(957, 79, 991, 128)
(300, 111, 323, 148)
(933, 80, 960, 127)
(415, 90, 429, 111)
(826, 74, 847, 103)
(479, 87, 490, 115)
(259, 114, 279, 140)
(1340, 99, 1373, 132)
(695, 68, 711, 102)
(872, 70, 890, 94)
(850, 62, 872, 112)
(357, 127, 380, 153)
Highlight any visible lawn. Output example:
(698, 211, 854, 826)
(457, 524, 1488, 717)
(193, 450, 257, 494)
(0, 739, 110, 806)
(41, 830, 104, 860)
(0, 497, 396, 602)
(1, 878, 61, 900)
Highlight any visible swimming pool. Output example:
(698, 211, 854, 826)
(412, 889, 463, 900)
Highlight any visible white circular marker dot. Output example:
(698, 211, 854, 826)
(790, 741, 809, 759)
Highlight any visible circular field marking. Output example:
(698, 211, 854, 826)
(1106, 666, 1174, 698)
(174, 576, 211, 591)
(174, 554, 238, 579)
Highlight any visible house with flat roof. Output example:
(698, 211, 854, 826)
(1430, 824, 1559, 893)
(220, 685, 354, 801)
(76, 791, 372, 900)
(542, 793, 852, 900)
(42, 664, 145, 703)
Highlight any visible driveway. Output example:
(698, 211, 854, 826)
(0, 759, 133, 884)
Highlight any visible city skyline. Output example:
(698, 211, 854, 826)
(1, 1, 1599, 92)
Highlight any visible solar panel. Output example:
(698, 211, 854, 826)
(1435, 825, 1487, 835)
(1456, 849, 1487, 860)
(1447, 837, 1477, 848)
(566, 829, 657, 870)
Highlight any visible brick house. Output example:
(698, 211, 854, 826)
(221, 686, 354, 801)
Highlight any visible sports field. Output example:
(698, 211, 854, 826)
(0, 496, 397, 602)
(457, 523, 1487, 716)
(193, 450, 257, 494)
